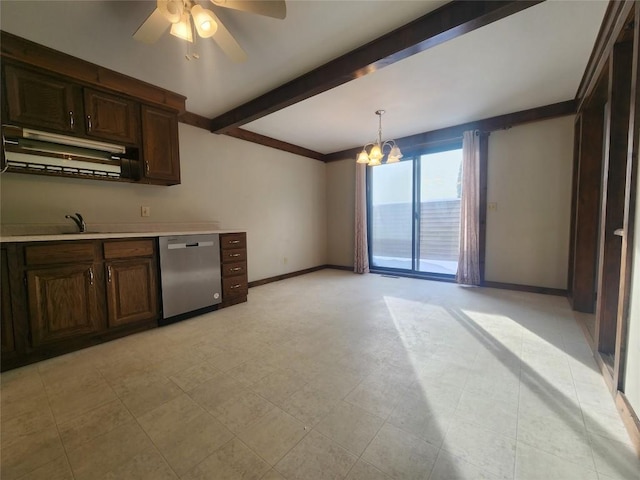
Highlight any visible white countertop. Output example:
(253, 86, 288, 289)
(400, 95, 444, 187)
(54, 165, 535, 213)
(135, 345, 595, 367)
(0, 230, 243, 243)
(0, 222, 245, 242)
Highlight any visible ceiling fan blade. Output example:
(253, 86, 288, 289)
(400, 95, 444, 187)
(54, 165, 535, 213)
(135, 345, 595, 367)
(133, 8, 171, 44)
(211, 0, 286, 20)
(209, 12, 248, 62)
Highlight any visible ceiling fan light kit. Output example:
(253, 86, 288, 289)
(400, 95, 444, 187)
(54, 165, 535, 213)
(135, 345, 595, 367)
(357, 110, 403, 166)
(133, 0, 286, 62)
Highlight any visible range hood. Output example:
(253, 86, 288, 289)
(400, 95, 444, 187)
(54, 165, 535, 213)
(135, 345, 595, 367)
(2, 126, 135, 180)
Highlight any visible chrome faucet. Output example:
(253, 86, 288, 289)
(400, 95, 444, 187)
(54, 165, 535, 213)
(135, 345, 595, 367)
(65, 213, 86, 233)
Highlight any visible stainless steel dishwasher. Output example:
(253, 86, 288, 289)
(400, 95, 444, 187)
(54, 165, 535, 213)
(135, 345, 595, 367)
(158, 234, 222, 322)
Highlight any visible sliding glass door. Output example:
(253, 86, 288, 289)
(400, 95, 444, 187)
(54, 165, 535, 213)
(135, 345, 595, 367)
(368, 144, 463, 278)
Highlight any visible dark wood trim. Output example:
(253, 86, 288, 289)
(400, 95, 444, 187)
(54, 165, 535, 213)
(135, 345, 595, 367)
(225, 128, 325, 161)
(616, 391, 640, 456)
(325, 100, 576, 162)
(614, 3, 640, 392)
(482, 281, 568, 297)
(210, 1, 543, 133)
(0, 31, 186, 112)
(178, 111, 211, 130)
(325, 264, 353, 272)
(247, 265, 327, 288)
(576, 1, 634, 111)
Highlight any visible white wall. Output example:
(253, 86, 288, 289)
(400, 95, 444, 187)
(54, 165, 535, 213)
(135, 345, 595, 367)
(0, 123, 328, 282)
(485, 116, 574, 289)
(624, 176, 640, 418)
(326, 159, 355, 267)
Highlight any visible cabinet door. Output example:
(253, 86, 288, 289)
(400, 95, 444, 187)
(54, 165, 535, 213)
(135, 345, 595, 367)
(4, 65, 79, 134)
(141, 105, 180, 184)
(1, 249, 15, 354)
(27, 264, 101, 346)
(84, 88, 139, 144)
(106, 258, 158, 328)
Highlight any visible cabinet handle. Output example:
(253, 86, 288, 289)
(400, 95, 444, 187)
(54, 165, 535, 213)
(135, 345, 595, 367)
(87, 115, 92, 132)
(229, 240, 240, 244)
(230, 267, 242, 272)
(145, 160, 150, 175)
(107, 266, 112, 283)
(230, 284, 242, 289)
(229, 253, 241, 258)
(69, 111, 75, 128)
(88, 267, 94, 286)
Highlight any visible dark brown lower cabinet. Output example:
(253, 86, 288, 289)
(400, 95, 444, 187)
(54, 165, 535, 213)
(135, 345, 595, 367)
(26, 263, 101, 346)
(1, 248, 16, 354)
(106, 258, 157, 328)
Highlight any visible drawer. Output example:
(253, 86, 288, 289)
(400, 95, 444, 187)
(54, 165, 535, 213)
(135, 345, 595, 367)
(222, 276, 248, 299)
(25, 242, 96, 266)
(220, 233, 246, 250)
(103, 239, 154, 259)
(221, 248, 246, 263)
(222, 261, 247, 277)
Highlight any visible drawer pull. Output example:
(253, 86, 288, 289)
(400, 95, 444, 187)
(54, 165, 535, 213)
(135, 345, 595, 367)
(87, 114, 92, 132)
(230, 284, 242, 289)
(107, 266, 112, 283)
(88, 267, 94, 286)
(69, 111, 75, 128)
(229, 240, 241, 244)
(230, 267, 242, 272)
(229, 253, 241, 258)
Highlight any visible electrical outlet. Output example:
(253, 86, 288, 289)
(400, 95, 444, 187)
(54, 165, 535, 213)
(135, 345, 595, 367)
(141, 206, 151, 217)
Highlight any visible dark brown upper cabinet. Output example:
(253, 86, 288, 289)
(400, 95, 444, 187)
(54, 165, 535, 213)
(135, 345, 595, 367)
(84, 88, 140, 145)
(4, 64, 80, 135)
(141, 105, 181, 185)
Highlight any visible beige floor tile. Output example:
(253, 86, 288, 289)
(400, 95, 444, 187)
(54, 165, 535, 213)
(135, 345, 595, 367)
(141, 407, 233, 476)
(345, 460, 392, 480)
(0, 425, 65, 480)
(182, 438, 270, 480)
(58, 399, 132, 451)
(429, 450, 502, 480)
(344, 379, 405, 419)
(588, 432, 640, 480)
(66, 420, 155, 480)
(362, 423, 439, 480)
(261, 469, 287, 480)
(275, 430, 357, 480)
(111, 371, 183, 418)
(514, 442, 597, 480)
(251, 369, 307, 406)
(48, 379, 118, 424)
(442, 420, 516, 480)
(281, 384, 341, 427)
(1, 406, 55, 444)
(315, 401, 385, 456)
(452, 389, 518, 438)
(101, 447, 178, 480)
(227, 358, 280, 385)
(168, 361, 220, 392)
(237, 407, 307, 465)
(189, 372, 247, 413)
(212, 389, 276, 433)
(16, 455, 74, 480)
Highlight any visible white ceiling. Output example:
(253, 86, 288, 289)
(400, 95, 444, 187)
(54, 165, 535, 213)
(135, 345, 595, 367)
(1, 1, 608, 155)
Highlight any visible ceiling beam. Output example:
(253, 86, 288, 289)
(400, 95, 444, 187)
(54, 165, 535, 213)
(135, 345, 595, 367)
(209, 0, 544, 134)
(324, 100, 576, 162)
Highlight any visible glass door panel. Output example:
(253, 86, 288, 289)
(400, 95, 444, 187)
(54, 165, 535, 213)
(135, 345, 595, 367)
(417, 149, 463, 275)
(370, 160, 413, 270)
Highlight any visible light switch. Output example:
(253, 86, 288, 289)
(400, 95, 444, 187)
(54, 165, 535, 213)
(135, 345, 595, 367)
(141, 206, 151, 217)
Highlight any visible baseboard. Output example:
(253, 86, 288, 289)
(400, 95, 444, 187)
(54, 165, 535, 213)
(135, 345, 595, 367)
(482, 281, 567, 296)
(248, 265, 328, 288)
(616, 391, 640, 456)
(324, 264, 353, 271)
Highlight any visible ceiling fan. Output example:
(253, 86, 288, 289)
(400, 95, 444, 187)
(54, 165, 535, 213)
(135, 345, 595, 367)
(133, 0, 286, 62)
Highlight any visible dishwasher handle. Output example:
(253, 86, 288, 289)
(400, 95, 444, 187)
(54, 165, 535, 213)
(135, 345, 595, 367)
(167, 241, 215, 250)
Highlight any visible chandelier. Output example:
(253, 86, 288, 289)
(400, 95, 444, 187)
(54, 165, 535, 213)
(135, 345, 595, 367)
(356, 110, 403, 166)
(159, 0, 218, 43)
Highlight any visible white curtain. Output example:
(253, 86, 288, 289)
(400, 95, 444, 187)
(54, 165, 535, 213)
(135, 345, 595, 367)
(354, 163, 369, 274)
(456, 130, 481, 285)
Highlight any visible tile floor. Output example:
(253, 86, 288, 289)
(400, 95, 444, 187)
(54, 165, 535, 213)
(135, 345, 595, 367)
(1, 269, 639, 480)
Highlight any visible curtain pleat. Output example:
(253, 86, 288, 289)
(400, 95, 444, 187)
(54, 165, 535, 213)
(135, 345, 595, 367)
(456, 130, 481, 285)
(354, 163, 369, 274)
